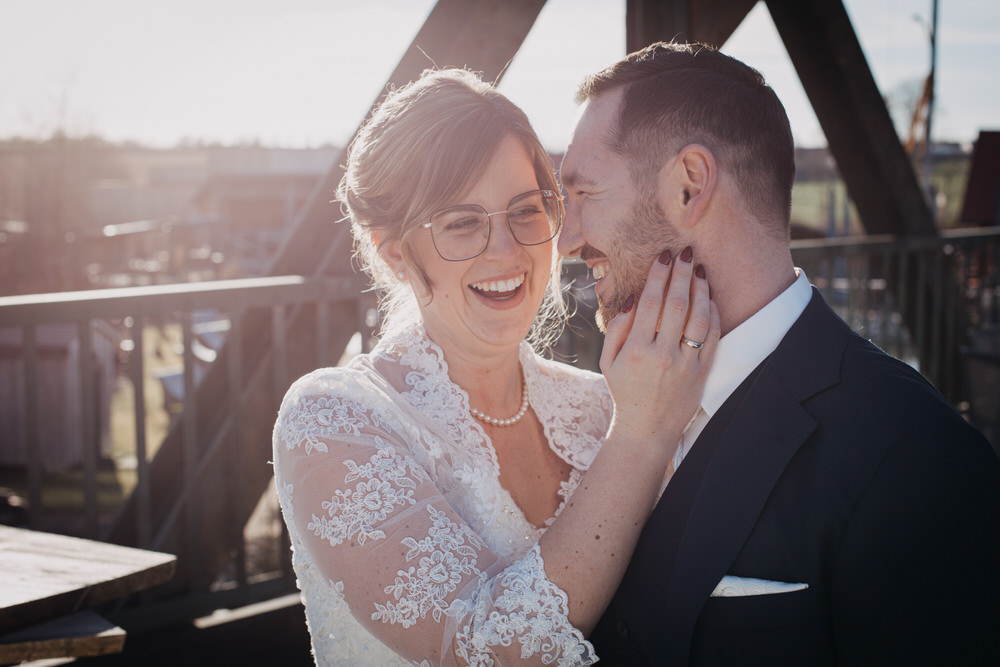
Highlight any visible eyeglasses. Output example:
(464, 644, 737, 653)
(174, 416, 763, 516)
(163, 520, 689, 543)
(421, 189, 563, 262)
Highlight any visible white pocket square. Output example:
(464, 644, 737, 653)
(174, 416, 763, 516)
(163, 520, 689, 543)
(711, 575, 809, 597)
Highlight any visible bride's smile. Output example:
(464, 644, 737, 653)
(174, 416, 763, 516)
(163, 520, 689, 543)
(400, 135, 554, 357)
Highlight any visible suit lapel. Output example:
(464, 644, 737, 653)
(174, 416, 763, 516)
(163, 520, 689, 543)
(657, 365, 816, 660)
(652, 291, 853, 662)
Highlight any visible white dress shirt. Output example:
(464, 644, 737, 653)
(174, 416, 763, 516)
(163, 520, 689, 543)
(664, 269, 813, 489)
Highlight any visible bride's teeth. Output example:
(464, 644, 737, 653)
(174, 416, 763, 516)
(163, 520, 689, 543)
(471, 273, 526, 293)
(593, 264, 609, 280)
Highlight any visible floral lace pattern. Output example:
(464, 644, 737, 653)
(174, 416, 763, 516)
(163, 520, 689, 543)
(272, 325, 610, 665)
(374, 505, 486, 627)
(275, 390, 394, 454)
(453, 545, 595, 666)
(307, 436, 427, 547)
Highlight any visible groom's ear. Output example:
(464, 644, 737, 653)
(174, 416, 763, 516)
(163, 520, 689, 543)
(659, 144, 716, 230)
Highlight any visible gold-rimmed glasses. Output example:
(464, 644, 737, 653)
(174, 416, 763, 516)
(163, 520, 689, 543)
(420, 189, 563, 261)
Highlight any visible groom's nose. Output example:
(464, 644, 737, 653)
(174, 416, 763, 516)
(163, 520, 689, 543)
(557, 198, 584, 258)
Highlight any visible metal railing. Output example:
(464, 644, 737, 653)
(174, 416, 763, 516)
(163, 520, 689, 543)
(789, 226, 1000, 401)
(0, 226, 998, 625)
(0, 275, 368, 620)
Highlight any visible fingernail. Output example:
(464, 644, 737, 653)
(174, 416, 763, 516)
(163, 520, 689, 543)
(623, 294, 635, 313)
(680, 246, 693, 263)
(695, 264, 706, 279)
(658, 249, 672, 265)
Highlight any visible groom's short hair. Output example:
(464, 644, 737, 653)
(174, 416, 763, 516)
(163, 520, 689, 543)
(576, 41, 795, 235)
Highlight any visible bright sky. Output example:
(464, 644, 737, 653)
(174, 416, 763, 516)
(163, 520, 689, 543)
(1, 0, 997, 150)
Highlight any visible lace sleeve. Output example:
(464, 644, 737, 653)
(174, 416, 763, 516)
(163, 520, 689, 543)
(273, 370, 596, 666)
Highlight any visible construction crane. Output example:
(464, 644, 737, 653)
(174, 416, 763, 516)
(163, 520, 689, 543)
(906, 0, 939, 215)
(905, 71, 934, 156)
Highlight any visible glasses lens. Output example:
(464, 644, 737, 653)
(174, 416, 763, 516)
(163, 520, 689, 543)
(429, 206, 489, 260)
(426, 190, 563, 261)
(507, 190, 562, 245)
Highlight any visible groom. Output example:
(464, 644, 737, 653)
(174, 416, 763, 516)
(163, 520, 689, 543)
(559, 42, 1000, 665)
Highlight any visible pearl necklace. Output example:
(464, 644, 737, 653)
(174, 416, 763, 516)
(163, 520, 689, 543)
(469, 374, 529, 427)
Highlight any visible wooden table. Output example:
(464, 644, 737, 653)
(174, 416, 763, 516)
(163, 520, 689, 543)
(0, 525, 176, 663)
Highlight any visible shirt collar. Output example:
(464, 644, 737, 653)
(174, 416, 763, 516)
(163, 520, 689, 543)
(700, 269, 812, 417)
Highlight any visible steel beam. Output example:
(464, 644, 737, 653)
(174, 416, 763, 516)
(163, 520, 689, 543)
(626, 0, 759, 51)
(765, 0, 935, 237)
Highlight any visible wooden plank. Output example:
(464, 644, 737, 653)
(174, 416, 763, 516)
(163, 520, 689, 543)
(0, 610, 125, 663)
(0, 526, 175, 634)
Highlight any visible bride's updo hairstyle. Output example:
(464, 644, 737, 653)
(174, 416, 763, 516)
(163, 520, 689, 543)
(337, 68, 565, 349)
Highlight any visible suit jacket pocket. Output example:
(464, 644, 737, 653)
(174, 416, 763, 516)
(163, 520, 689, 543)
(698, 585, 818, 631)
(692, 587, 833, 666)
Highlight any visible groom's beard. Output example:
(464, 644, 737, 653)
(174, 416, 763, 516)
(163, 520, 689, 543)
(593, 205, 682, 332)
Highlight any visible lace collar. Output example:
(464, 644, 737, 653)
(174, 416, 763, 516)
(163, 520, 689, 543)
(370, 324, 605, 470)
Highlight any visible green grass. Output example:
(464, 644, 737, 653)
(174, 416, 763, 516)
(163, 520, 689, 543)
(790, 157, 970, 233)
(791, 180, 862, 236)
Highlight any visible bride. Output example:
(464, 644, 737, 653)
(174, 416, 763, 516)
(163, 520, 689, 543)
(272, 68, 718, 665)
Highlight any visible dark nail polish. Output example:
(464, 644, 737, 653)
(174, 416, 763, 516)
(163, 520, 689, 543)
(658, 249, 672, 265)
(680, 246, 693, 263)
(623, 294, 635, 313)
(695, 264, 706, 279)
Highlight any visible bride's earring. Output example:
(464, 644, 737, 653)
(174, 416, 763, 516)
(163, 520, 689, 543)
(396, 271, 406, 281)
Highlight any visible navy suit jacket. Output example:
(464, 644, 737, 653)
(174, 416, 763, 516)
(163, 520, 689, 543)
(590, 289, 1000, 666)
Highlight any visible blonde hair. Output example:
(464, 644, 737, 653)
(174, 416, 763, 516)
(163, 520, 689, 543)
(337, 68, 566, 350)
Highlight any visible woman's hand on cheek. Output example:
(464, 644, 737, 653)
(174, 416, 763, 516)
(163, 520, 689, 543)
(600, 248, 720, 455)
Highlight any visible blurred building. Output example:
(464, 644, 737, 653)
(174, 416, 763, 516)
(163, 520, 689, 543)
(0, 143, 339, 295)
(960, 130, 1000, 226)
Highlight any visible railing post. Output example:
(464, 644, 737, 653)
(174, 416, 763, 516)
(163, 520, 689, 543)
(929, 250, 945, 389)
(227, 313, 247, 589)
(130, 315, 151, 549)
(988, 237, 997, 324)
(823, 253, 836, 304)
(943, 245, 959, 400)
(272, 305, 287, 404)
(181, 312, 200, 590)
(845, 253, 858, 331)
(23, 325, 42, 529)
(915, 251, 929, 374)
(878, 248, 894, 353)
(896, 249, 911, 360)
(78, 318, 98, 538)
(271, 303, 292, 579)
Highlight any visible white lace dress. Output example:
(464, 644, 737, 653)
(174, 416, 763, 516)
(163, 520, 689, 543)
(272, 325, 613, 666)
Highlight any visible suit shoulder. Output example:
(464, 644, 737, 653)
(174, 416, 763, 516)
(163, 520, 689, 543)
(838, 335, 951, 414)
(811, 334, 994, 468)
